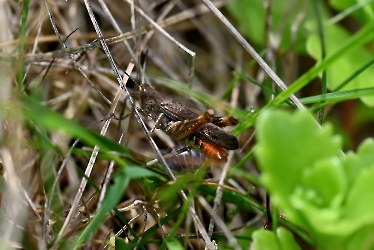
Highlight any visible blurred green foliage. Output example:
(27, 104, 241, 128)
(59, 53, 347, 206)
(255, 109, 374, 249)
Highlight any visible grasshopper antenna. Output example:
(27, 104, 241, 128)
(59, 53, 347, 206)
(24, 28, 80, 92)
(96, 46, 139, 89)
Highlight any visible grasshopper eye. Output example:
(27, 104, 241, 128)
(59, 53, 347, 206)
(139, 84, 146, 92)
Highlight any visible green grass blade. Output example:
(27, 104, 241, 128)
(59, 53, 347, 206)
(19, 95, 133, 157)
(233, 19, 374, 135)
(17, 0, 29, 89)
(312, 0, 327, 125)
(300, 87, 374, 105)
(272, 19, 374, 107)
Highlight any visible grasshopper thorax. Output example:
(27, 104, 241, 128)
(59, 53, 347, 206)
(139, 83, 165, 121)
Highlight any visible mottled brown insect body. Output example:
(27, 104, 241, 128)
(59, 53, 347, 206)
(139, 83, 239, 162)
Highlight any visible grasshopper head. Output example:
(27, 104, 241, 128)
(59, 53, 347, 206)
(139, 84, 160, 98)
(139, 83, 160, 111)
(139, 83, 150, 92)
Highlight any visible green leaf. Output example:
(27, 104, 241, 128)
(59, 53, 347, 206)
(137, 176, 167, 200)
(165, 237, 184, 250)
(226, 0, 265, 46)
(343, 138, 374, 186)
(277, 228, 303, 250)
(344, 225, 374, 250)
(289, 158, 348, 237)
(255, 109, 374, 249)
(72, 168, 130, 249)
(298, 157, 346, 209)
(345, 158, 374, 221)
(255, 109, 341, 216)
(233, 17, 374, 136)
(298, 87, 374, 105)
(252, 228, 301, 250)
(253, 230, 280, 250)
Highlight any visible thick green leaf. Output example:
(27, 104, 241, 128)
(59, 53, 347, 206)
(345, 159, 374, 221)
(277, 228, 303, 250)
(255, 109, 341, 215)
(252, 230, 280, 250)
(72, 168, 130, 249)
(343, 138, 374, 186)
(297, 157, 346, 209)
(252, 228, 301, 250)
(165, 237, 184, 250)
(255, 109, 374, 249)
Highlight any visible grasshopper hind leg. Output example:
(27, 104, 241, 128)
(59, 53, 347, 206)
(165, 109, 215, 140)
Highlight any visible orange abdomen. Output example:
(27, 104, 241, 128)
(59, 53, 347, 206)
(199, 141, 228, 163)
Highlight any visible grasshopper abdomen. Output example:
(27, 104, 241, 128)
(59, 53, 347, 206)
(183, 134, 231, 163)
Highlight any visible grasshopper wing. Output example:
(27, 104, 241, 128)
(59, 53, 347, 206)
(197, 124, 239, 150)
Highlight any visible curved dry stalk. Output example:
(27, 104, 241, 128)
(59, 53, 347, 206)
(0, 30, 144, 64)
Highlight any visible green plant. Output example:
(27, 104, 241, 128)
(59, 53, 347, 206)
(254, 109, 374, 249)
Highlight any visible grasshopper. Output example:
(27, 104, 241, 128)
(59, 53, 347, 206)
(139, 83, 239, 163)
